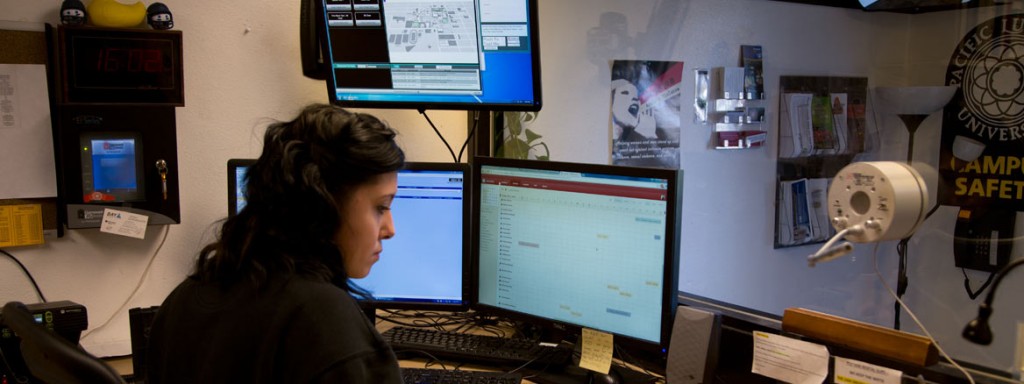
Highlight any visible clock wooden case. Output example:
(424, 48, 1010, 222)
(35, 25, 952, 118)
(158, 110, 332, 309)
(55, 25, 183, 105)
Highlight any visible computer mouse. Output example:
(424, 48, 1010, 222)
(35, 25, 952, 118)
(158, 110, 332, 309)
(589, 371, 621, 384)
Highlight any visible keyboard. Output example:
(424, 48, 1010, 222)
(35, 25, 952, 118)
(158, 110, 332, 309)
(400, 367, 522, 384)
(383, 326, 572, 366)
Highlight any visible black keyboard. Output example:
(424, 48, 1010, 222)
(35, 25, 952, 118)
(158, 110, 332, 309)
(383, 326, 572, 366)
(400, 367, 522, 384)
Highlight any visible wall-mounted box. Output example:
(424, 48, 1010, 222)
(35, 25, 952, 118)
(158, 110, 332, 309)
(55, 105, 180, 228)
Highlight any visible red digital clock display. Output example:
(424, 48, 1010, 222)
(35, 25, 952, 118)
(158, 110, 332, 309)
(94, 47, 164, 74)
(58, 26, 184, 105)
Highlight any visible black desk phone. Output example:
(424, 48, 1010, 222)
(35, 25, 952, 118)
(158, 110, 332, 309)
(954, 207, 1016, 272)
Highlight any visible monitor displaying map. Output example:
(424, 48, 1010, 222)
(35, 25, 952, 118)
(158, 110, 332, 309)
(314, 0, 542, 111)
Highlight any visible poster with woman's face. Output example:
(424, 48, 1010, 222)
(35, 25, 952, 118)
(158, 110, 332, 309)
(609, 60, 682, 168)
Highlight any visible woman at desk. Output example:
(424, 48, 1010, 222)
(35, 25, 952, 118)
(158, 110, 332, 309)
(146, 104, 405, 383)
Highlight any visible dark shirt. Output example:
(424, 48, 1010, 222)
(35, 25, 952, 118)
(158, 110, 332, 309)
(146, 274, 401, 383)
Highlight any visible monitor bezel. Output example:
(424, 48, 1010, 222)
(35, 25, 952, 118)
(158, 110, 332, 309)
(313, 0, 544, 112)
(227, 158, 255, 217)
(357, 161, 473, 312)
(470, 156, 682, 372)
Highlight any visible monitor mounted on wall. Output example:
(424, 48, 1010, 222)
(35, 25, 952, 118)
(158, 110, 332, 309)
(472, 157, 683, 374)
(301, 0, 543, 112)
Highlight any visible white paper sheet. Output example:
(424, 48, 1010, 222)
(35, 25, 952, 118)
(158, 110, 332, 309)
(751, 331, 829, 384)
(0, 64, 57, 199)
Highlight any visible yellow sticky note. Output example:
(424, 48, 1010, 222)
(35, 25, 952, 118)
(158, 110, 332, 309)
(579, 328, 613, 374)
(0, 204, 44, 247)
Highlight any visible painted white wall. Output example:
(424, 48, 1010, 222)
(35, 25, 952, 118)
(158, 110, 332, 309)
(1, 0, 1022, 376)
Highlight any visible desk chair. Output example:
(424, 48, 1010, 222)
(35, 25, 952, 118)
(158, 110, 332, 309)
(1, 301, 125, 384)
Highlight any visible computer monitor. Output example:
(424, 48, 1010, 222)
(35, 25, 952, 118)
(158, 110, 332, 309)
(305, 0, 543, 111)
(227, 158, 255, 216)
(354, 162, 471, 311)
(229, 159, 471, 309)
(472, 157, 682, 372)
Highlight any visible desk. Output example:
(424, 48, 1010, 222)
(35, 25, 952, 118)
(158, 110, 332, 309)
(104, 309, 664, 384)
(375, 310, 665, 384)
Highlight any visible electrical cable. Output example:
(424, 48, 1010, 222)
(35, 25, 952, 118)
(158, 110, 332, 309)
(81, 225, 170, 341)
(376, 310, 469, 329)
(962, 268, 996, 300)
(807, 226, 862, 266)
(418, 109, 458, 163)
(0, 249, 47, 303)
(871, 243, 976, 384)
(456, 111, 480, 163)
(894, 202, 940, 330)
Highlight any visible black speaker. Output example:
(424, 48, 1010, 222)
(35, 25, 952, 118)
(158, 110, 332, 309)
(129, 306, 160, 384)
(666, 305, 721, 384)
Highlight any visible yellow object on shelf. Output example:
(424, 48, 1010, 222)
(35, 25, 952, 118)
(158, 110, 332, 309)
(87, 0, 147, 28)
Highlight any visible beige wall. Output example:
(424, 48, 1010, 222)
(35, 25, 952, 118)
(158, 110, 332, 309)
(0, 0, 468, 357)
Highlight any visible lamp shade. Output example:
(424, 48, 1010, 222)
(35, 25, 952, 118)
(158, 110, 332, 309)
(875, 86, 957, 115)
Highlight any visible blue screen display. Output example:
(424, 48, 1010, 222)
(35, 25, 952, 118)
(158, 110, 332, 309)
(354, 168, 466, 305)
(91, 139, 138, 191)
(318, 0, 542, 111)
(81, 134, 144, 203)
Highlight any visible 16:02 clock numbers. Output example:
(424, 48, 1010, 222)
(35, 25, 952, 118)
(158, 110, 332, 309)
(94, 47, 164, 74)
(59, 26, 184, 105)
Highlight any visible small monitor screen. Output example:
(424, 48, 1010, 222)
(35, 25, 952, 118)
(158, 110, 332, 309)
(355, 162, 470, 309)
(315, 0, 542, 111)
(227, 159, 255, 216)
(474, 158, 680, 357)
(80, 132, 144, 203)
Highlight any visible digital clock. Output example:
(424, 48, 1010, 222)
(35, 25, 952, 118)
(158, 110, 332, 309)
(57, 26, 184, 105)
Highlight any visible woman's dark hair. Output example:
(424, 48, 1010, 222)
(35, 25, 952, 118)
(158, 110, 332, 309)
(193, 104, 405, 292)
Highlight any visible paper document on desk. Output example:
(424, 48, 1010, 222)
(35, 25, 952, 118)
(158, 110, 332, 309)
(833, 357, 901, 384)
(751, 331, 828, 384)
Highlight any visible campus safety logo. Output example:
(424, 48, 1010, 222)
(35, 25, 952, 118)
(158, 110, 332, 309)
(939, 14, 1024, 210)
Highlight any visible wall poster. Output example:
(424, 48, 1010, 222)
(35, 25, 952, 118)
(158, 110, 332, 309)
(939, 14, 1024, 211)
(609, 60, 683, 168)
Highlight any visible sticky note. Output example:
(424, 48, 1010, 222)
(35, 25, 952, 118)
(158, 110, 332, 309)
(579, 328, 613, 374)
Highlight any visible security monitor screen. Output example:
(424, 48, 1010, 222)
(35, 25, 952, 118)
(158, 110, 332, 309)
(317, 0, 542, 111)
(80, 133, 144, 203)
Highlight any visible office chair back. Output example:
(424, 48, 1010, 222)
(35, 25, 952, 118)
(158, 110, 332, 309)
(1, 301, 125, 384)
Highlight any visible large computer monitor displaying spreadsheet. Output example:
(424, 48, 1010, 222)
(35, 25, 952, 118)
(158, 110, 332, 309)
(472, 157, 682, 371)
(354, 162, 471, 310)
